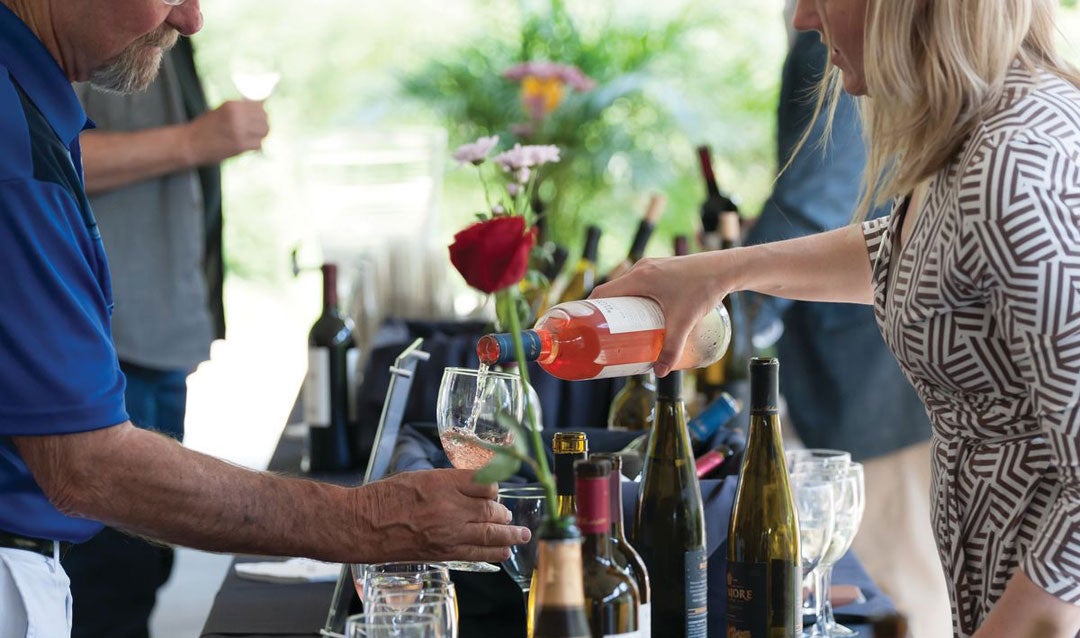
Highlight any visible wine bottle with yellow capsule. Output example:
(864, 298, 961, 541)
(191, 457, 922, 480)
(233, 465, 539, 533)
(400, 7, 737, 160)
(553, 431, 588, 518)
(726, 357, 801, 637)
(633, 371, 707, 638)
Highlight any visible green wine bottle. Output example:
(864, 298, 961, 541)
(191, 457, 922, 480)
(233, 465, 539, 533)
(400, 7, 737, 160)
(607, 373, 656, 431)
(726, 357, 802, 637)
(633, 371, 707, 638)
(576, 457, 640, 637)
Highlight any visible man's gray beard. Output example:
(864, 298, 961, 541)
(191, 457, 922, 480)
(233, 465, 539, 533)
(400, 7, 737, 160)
(88, 46, 165, 94)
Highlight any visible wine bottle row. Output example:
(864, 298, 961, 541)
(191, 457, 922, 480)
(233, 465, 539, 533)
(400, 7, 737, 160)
(533, 359, 804, 638)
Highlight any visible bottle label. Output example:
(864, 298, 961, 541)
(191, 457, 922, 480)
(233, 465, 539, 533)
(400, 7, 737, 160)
(593, 362, 655, 379)
(603, 632, 640, 638)
(303, 347, 330, 428)
(587, 298, 664, 334)
(346, 348, 360, 423)
(638, 603, 651, 638)
(685, 548, 707, 638)
(725, 559, 803, 637)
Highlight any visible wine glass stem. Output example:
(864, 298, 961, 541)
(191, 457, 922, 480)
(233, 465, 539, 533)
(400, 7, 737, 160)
(819, 564, 837, 633)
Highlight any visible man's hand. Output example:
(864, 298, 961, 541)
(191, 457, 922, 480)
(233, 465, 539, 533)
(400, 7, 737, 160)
(185, 100, 270, 165)
(351, 469, 529, 564)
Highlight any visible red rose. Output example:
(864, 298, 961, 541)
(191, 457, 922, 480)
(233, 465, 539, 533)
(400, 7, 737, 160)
(449, 216, 536, 293)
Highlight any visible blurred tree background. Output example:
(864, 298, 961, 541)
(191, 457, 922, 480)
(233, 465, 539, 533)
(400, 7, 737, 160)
(192, 0, 1080, 328)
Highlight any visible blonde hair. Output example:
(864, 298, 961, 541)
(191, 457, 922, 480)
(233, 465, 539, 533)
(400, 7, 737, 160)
(814, 0, 1080, 220)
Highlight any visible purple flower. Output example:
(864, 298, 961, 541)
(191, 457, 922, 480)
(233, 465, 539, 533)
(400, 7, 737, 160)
(494, 144, 561, 172)
(452, 135, 500, 166)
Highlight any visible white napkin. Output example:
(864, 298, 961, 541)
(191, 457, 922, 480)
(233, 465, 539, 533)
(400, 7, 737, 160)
(234, 558, 341, 584)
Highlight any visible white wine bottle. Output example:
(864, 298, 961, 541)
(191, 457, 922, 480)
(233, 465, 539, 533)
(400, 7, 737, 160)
(633, 371, 707, 638)
(607, 373, 655, 431)
(477, 297, 731, 381)
(726, 357, 802, 637)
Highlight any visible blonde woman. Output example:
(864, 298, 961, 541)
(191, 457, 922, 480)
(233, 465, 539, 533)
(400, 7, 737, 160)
(594, 0, 1080, 636)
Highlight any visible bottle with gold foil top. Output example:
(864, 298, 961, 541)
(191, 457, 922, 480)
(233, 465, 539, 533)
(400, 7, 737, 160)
(592, 453, 651, 637)
(532, 519, 591, 638)
(553, 431, 588, 518)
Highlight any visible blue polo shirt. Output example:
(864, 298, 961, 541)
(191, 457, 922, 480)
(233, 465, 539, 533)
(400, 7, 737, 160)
(0, 4, 128, 542)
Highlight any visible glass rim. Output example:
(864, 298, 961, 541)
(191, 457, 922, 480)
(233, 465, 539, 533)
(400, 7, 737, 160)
(442, 366, 521, 381)
(497, 485, 547, 498)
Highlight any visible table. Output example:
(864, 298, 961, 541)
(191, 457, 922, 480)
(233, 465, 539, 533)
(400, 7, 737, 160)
(201, 426, 896, 637)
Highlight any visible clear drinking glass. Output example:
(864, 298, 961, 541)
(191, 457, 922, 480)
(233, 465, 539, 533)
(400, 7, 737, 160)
(365, 588, 457, 638)
(496, 485, 547, 608)
(344, 612, 442, 638)
(797, 462, 864, 638)
(359, 563, 451, 602)
(435, 367, 523, 572)
(790, 477, 835, 637)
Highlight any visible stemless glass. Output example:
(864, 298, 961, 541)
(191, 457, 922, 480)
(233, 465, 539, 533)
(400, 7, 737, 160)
(344, 612, 442, 638)
(360, 562, 452, 602)
(496, 485, 547, 608)
(436, 366, 523, 572)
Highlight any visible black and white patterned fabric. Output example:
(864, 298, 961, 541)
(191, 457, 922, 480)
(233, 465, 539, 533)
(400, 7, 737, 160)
(863, 62, 1080, 636)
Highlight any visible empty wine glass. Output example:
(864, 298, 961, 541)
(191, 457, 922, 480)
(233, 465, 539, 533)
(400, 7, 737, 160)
(436, 366, 523, 572)
(790, 477, 835, 637)
(345, 612, 442, 638)
(795, 462, 864, 638)
(496, 485, 547, 609)
(231, 54, 280, 101)
(360, 563, 451, 602)
(365, 588, 457, 638)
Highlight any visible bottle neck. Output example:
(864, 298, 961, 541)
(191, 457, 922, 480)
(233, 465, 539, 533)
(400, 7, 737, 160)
(627, 221, 655, 263)
(554, 451, 586, 497)
(576, 474, 613, 560)
(583, 227, 601, 263)
(655, 370, 683, 402)
(607, 467, 628, 542)
(321, 264, 339, 313)
(476, 330, 549, 366)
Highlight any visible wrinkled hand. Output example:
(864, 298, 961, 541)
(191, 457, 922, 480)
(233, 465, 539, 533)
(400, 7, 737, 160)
(349, 469, 529, 564)
(590, 253, 727, 377)
(186, 100, 270, 165)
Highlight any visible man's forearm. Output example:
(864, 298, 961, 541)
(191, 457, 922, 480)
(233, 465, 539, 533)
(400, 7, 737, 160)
(14, 423, 366, 561)
(80, 127, 196, 194)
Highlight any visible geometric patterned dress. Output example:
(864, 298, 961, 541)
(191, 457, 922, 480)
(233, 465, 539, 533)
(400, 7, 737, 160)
(862, 62, 1080, 637)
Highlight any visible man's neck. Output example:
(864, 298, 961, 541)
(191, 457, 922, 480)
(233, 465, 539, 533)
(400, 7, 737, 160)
(1, 0, 74, 81)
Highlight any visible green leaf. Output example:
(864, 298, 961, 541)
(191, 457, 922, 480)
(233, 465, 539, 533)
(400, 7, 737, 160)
(496, 410, 533, 457)
(473, 450, 522, 484)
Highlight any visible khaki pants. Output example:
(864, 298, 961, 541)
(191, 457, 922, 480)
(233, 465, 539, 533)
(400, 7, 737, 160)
(851, 441, 952, 638)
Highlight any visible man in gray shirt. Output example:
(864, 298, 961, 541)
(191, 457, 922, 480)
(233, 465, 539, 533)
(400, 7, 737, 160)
(68, 38, 268, 637)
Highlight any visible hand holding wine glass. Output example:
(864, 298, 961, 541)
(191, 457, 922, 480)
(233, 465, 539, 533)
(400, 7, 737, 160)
(435, 367, 523, 572)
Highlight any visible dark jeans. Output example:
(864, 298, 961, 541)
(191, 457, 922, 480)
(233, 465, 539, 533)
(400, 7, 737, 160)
(65, 361, 189, 638)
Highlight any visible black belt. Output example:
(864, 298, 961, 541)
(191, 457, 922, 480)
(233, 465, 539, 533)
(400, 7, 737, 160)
(0, 530, 71, 558)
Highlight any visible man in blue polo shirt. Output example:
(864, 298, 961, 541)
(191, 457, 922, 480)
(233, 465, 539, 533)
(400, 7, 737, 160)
(0, 1, 528, 634)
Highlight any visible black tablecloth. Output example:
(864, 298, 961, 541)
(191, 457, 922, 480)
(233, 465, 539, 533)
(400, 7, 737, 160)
(201, 426, 895, 637)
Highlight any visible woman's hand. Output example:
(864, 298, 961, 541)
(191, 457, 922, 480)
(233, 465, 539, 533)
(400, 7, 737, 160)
(591, 251, 730, 376)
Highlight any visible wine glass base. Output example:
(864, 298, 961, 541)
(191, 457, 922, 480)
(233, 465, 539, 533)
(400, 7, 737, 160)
(825, 622, 859, 638)
(441, 561, 501, 573)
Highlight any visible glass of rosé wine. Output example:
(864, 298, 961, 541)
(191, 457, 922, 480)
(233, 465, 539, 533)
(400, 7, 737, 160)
(435, 366, 523, 572)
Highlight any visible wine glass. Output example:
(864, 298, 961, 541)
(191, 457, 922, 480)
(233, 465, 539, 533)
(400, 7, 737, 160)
(436, 366, 523, 572)
(344, 612, 442, 638)
(230, 54, 280, 101)
(365, 588, 457, 638)
(358, 563, 451, 601)
(790, 477, 835, 637)
(795, 463, 864, 638)
(496, 485, 547, 609)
